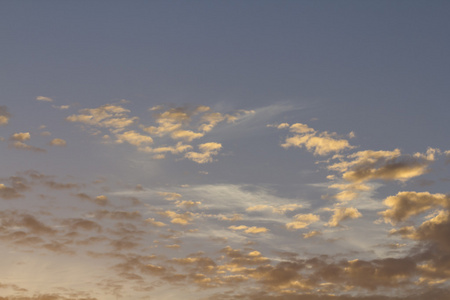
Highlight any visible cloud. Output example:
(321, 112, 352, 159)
(220, 246, 270, 266)
(325, 148, 439, 202)
(0, 212, 57, 236)
(62, 218, 102, 232)
(176, 200, 201, 209)
(91, 210, 141, 220)
(10, 132, 31, 141)
(141, 142, 192, 155)
(145, 218, 167, 227)
(66, 104, 138, 132)
(49, 138, 67, 146)
(198, 112, 226, 132)
(286, 213, 320, 230)
(65, 103, 252, 163)
(115, 130, 153, 147)
(158, 210, 193, 225)
(228, 225, 269, 234)
(158, 192, 182, 201)
(219, 214, 243, 221)
(144, 105, 253, 139)
(0, 294, 98, 300)
(329, 183, 371, 202)
(185, 142, 222, 163)
(329, 148, 436, 183)
(303, 230, 322, 238)
(326, 207, 362, 227)
(0, 106, 11, 125)
(170, 129, 204, 142)
(0, 183, 23, 200)
(10, 141, 46, 152)
(280, 123, 353, 156)
(44, 180, 79, 190)
(52, 105, 70, 110)
(406, 210, 450, 250)
(381, 191, 450, 224)
(75, 193, 110, 206)
(7, 132, 46, 152)
(36, 96, 53, 102)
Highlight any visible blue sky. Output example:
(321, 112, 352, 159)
(1, 1, 450, 300)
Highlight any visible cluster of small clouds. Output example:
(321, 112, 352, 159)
(1, 101, 68, 152)
(5, 131, 66, 152)
(273, 123, 354, 156)
(274, 122, 450, 230)
(66, 103, 254, 163)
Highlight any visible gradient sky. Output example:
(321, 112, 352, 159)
(1, 1, 450, 300)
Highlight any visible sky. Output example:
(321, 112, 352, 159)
(1, 1, 450, 299)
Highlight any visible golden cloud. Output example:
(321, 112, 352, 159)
(286, 213, 320, 230)
(326, 207, 362, 227)
(281, 123, 353, 156)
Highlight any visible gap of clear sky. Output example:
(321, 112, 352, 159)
(1, 1, 450, 299)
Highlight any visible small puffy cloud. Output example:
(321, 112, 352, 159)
(176, 200, 201, 209)
(281, 123, 353, 156)
(158, 192, 182, 201)
(329, 183, 371, 202)
(36, 96, 53, 102)
(185, 142, 222, 164)
(228, 225, 269, 234)
(380, 191, 449, 224)
(170, 129, 204, 142)
(0, 106, 11, 125)
(149, 105, 164, 111)
(10, 132, 31, 142)
(145, 218, 167, 227)
(158, 210, 193, 225)
(303, 230, 322, 239)
(49, 138, 67, 146)
(115, 130, 153, 147)
(326, 207, 362, 227)
(289, 123, 315, 134)
(199, 112, 226, 132)
(286, 213, 320, 230)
